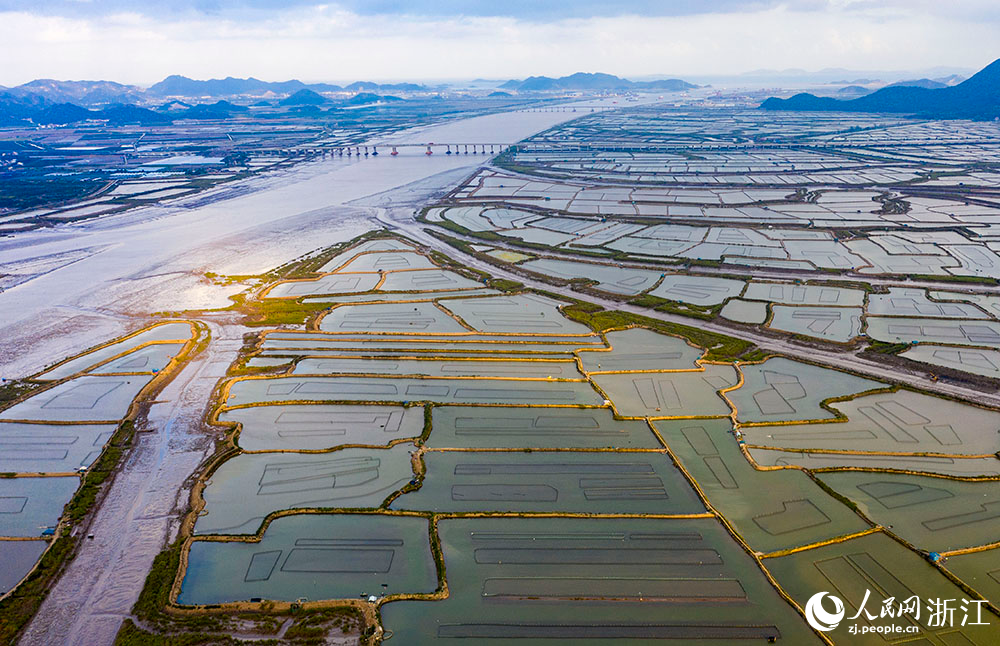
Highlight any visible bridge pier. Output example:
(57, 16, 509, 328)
(329, 142, 513, 156)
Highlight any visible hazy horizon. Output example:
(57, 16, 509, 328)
(0, 0, 997, 86)
(0, 64, 983, 89)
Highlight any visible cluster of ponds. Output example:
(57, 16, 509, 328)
(451, 233, 1000, 362)
(436, 174, 1000, 277)
(172, 237, 999, 643)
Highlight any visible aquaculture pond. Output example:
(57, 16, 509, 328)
(738, 389, 1000, 455)
(719, 299, 767, 324)
(35, 322, 193, 380)
(0, 422, 116, 473)
(180, 513, 437, 605)
(318, 301, 469, 333)
(767, 305, 862, 343)
(195, 444, 415, 535)
(576, 328, 703, 373)
(225, 376, 603, 407)
(222, 404, 424, 452)
(818, 471, 1000, 552)
(727, 357, 883, 423)
(520, 258, 662, 295)
(291, 357, 584, 379)
(767, 532, 997, 644)
(592, 366, 737, 417)
(440, 294, 593, 334)
(748, 447, 1000, 478)
(0, 540, 48, 593)
(0, 476, 80, 537)
(425, 406, 663, 449)
(380, 516, 823, 645)
(0, 375, 152, 423)
(392, 450, 704, 515)
(654, 419, 869, 553)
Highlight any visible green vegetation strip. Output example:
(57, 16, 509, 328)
(0, 379, 43, 406)
(115, 620, 240, 646)
(561, 302, 755, 362)
(865, 340, 911, 355)
(229, 293, 331, 328)
(911, 274, 999, 286)
(628, 294, 720, 321)
(65, 420, 133, 521)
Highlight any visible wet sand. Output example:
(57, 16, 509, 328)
(0, 106, 596, 378)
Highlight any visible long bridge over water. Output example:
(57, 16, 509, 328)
(335, 143, 513, 157)
(252, 143, 516, 157)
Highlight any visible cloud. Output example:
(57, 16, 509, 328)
(0, 2, 995, 85)
(0, 0, 778, 20)
(8, 0, 1000, 21)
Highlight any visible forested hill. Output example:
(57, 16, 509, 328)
(760, 58, 1000, 120)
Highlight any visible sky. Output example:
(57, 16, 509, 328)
(0, 1, 997, 86)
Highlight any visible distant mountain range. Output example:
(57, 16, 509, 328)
(837, 85, 871, 96)
(884, 78, 949, 90)
(149, 75, 429, 97)
(0, 85, 420, 127)
(0, 93, 172, 126)
(500, 72, 696, 92)
(4, 79, 146, 106)
(149, 75, 341, 97)
(0, 70, 698, 126)
(0, 72, 694, 107)
(834, 77, 962, 98)
(0, 75, 432, 107)
(761, 58, 1000, 119)
(279, 89, 330, 106)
